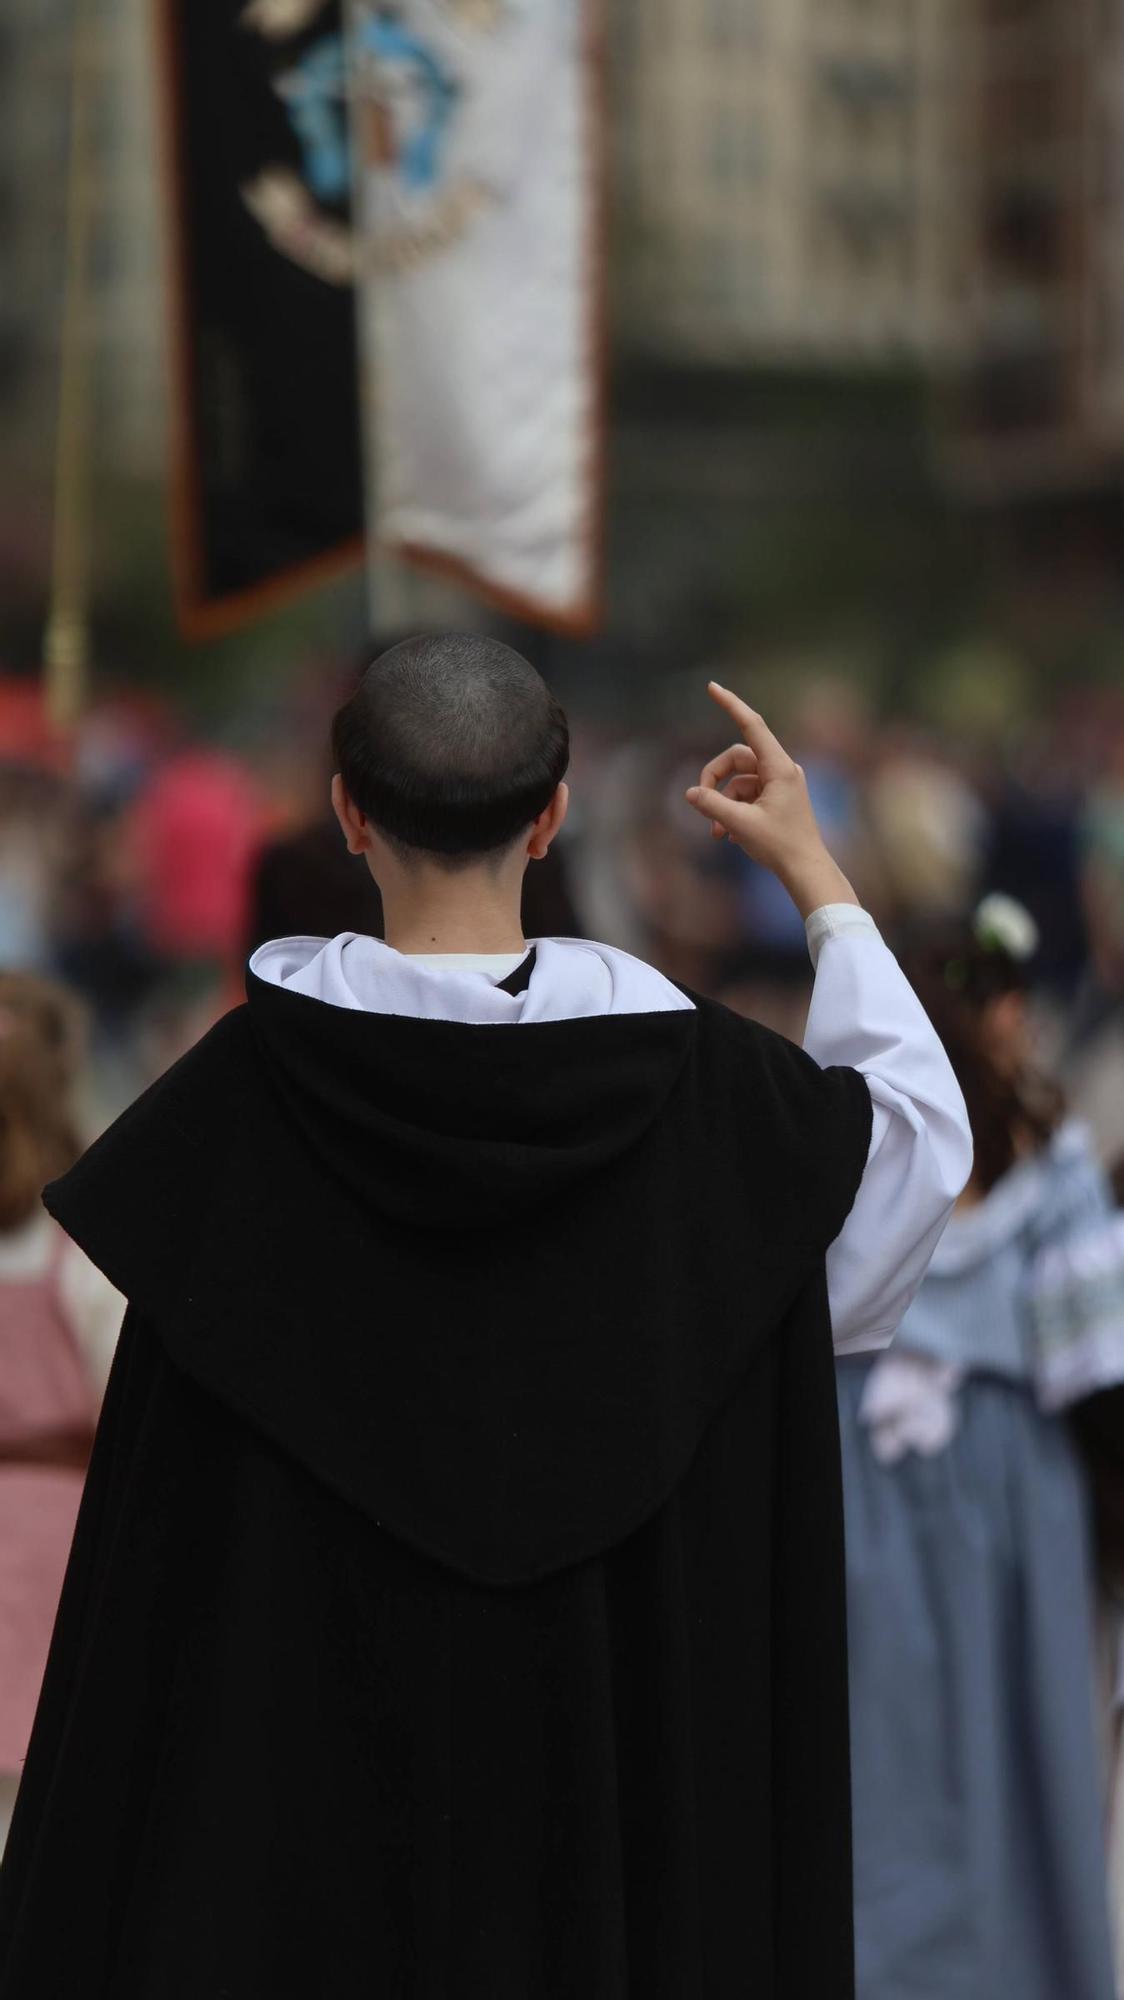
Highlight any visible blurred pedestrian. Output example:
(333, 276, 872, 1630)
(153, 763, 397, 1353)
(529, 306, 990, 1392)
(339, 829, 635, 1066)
(121, 745, 270, 1070)
(1078, 708, 1124, 1022)
(839, 895, 1121, 2000)
(863, 727, 987, 929)
(0, 977, 123, 1857)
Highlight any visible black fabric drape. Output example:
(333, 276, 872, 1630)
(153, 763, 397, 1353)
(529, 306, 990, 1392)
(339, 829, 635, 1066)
(0, 984, 871, 1996)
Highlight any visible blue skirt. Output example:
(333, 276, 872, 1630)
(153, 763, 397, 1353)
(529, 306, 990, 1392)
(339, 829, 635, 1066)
(838, 1360, 1116, 2000)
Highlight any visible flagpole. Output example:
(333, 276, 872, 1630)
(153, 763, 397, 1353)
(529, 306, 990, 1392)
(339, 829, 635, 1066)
(44, 0, 98, 733)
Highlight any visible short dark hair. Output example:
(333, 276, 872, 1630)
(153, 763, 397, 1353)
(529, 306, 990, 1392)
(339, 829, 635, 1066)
(331, 633, 569, 867)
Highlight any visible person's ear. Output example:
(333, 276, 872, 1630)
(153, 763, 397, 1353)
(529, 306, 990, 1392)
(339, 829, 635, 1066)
(527, 782, 569, 862)
(331, 773, 371, 857)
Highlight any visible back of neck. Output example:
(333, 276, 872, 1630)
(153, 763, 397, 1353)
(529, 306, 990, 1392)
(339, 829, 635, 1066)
(381, 901, 526, 958)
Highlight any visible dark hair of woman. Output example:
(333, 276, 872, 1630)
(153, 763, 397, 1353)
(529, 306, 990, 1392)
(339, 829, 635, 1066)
(899, 915, 1063, 1196)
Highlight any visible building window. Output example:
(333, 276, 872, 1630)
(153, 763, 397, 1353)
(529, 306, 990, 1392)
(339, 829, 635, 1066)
(706, 0, 761, 50)
(693, 236, 766, 318)
(708, 105, 765, 189)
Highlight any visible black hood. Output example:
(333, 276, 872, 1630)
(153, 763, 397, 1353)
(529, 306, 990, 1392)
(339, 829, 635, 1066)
(244, 969, 696, 1226)
(42, 979, 871, 1586)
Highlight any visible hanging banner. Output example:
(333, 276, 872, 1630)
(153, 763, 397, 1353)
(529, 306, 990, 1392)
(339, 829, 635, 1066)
(348, 0, 605, 635)
(157, 0, 365, 638)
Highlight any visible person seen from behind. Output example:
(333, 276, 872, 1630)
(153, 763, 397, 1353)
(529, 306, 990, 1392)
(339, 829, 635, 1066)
(840, 895, 1124, 2000)
(0, 638, 970, 1998)
(0, 976, 124, 1857)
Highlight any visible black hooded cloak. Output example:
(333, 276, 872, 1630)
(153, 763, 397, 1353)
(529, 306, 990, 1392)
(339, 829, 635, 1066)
(0, 969, 871, 1998)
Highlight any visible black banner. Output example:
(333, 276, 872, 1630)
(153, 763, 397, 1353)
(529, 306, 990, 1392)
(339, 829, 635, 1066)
(158, 0, 364, 637)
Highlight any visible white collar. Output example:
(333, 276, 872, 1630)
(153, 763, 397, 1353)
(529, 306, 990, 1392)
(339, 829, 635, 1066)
(406, 950, 527, 978)
(249, 933, 695, 1025)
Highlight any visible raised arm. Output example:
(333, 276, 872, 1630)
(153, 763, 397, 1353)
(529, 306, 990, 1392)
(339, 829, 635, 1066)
(801, 905, 970, 1352)
(687, 684, 972, 1352)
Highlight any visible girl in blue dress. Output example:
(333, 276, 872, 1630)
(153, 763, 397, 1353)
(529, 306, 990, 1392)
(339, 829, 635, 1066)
(840, 895, 1124, 2000)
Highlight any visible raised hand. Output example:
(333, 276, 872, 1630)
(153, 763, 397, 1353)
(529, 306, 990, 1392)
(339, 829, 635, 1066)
(685, 683, 860, 919)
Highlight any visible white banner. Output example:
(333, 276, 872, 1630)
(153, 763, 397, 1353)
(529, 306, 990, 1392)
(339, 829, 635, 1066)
(347, 0, 602, 632)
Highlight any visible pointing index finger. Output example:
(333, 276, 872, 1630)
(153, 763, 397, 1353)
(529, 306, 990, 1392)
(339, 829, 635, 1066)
(707, 682, 790, 777)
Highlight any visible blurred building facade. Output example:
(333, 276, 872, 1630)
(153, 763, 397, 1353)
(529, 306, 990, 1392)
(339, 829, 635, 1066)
(613, 0, 967, 365)
(0, 0, 71, 485)
(2, 0, 1123, 622)
(955, 0, 1124, 486)
(0, 0, 164, 498)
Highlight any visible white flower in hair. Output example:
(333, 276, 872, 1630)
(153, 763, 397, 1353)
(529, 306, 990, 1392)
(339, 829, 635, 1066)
(973, 893, 1039, 962)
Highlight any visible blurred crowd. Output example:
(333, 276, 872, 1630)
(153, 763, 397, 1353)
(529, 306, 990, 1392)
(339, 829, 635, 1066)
(0, 660, 1121, 1154)
(2, 652, 1124, 1991)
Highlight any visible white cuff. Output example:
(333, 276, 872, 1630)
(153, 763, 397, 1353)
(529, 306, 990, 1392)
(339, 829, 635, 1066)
(805, 904, 879, 968)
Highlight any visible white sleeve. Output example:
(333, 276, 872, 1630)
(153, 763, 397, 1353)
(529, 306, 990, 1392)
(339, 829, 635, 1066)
(802, 905, 972, 1356)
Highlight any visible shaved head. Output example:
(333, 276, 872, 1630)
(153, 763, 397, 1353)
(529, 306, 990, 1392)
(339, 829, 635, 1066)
(331, 633, 569, 867)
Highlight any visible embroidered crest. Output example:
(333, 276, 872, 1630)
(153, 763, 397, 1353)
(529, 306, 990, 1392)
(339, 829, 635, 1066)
(237, 0, 508, 281)
(239, 0, 356, 284)
(353, 2, 506, 271)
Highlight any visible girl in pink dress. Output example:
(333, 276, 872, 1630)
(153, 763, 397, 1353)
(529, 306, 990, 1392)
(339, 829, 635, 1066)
(0, 978, 122, 1852)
